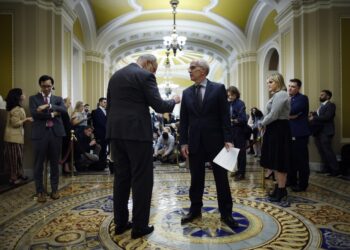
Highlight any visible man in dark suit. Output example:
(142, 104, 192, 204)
(179, 59, 238, 229)
(309, 89, 339, 176)
(107, 54, 180, 239)
(92, 97, 107, 166)
(29, 75, 67, 202)
(287, 79, 311, 192)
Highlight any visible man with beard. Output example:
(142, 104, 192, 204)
(309, 90, 339, 176)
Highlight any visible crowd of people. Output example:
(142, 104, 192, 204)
(1, 53, 341, 239)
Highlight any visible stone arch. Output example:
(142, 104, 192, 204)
(259, 46, 280, 108)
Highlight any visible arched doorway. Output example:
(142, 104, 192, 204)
(262, 48, 279, 105)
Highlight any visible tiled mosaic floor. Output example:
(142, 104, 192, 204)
(0, 156, 349, 249)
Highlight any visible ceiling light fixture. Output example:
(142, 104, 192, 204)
(159, 51, 179, 98)
(163, 0, 186, 56)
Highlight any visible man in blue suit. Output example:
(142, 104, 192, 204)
(29, 75, 67, 202)
(309, 89, 339, 176)
(92, 97, 107, 166)
(287, 79, 311, 192)
(179, 59, 238, 229)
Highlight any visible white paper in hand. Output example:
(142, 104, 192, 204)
(213, 147, 240, 172)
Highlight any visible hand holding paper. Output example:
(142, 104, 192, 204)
(213, 147, 240, 172)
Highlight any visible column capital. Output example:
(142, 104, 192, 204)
(236, 52, 257, 63)
(85, 51, 105, 63)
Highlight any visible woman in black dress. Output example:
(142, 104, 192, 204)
(260, 73, 291, 202)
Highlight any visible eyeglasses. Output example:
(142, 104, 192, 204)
(188, 66, 202, 72)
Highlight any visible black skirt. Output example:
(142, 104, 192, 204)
(260, 120, 292, 173)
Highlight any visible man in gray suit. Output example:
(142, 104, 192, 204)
(29, 75, 67, 202)
(309, 89, 339, 176)
(107, 54, 180, 239)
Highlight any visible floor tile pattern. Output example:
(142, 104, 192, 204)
(0, 157, 349, 249)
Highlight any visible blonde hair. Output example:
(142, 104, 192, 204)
(74, 101, 84, 112)
(267, 73, 287, 91)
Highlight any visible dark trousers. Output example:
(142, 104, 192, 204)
(32, 129, 62, 193)
(314, 134, 339, 173)
(97, 138, 108, 163)
(288, 136, 310, 189)
(188, 147, 233, 217)
(232, 126, 247, 175)
(111, 139, 153, 229)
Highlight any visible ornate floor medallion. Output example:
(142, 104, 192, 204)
(1, 161, 349, 250)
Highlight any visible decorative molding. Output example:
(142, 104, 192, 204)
(74, 0, 97, 49)
(85, 50, 104, 63)
(276, 0, 350, 28)
(246, 1, 273, 50)
(236, 52, 257, 63)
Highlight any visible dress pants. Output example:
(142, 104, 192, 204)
(314, 134, 339, 173)
(97, 137, 108, 163)
(111, 139, 153, 229)
(32, 128, 62, 193)
(188, 146, 233, 217)
(232, 126, 247, 175)
(288, 136, 310, 189)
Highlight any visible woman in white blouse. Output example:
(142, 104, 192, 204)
(259, 73, 291, 202)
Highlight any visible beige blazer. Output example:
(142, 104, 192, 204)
(4, 106, 26, 144)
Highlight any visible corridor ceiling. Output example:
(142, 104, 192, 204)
(89, 0, 257, 32)
(71, 0, 285, 85)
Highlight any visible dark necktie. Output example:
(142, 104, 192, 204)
(44, 96, 54, 127)
(195, 85, 203, 108)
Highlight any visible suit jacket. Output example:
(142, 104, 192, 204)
(179, 80, 232, 155)
(289, 93, 310, 137)
(312, 101, 336, 136)
(106, 63, 176, 142)
(92, 107, 107, 140)
(4, 106, 26, 144)
(29, 93, 67, 139)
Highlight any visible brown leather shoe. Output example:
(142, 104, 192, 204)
(50, 191, 60, 200)
(37, 192, 47, 202)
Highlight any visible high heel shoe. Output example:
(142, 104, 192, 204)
(268, 188, 288, 202)
(265, 172, 275, 181)
(268, 184, 278, 198)
(9, 179, 22, 185)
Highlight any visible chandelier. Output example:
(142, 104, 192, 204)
(158, 51, 179, 98)
(163, 0, 186, 56)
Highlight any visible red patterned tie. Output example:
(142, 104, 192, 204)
(44, 96, 54, 128)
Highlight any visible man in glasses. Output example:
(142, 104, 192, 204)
(179, 59, 238, 229)
(29, 75, 67, 203)
(107, 54, 180, 239)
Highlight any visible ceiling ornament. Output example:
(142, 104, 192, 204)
(158, 51, 179, 99)
(163, 0, 187, 56)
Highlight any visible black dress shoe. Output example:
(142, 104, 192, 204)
(221, 216, 238, 229)
(115, 222, 132, 235)
(316, 170, 330, 174)
(291, 186, 307, 192)
(181, 212, 202, 224)
(131, 225, 154, 239)
(234, 174, 245, 181)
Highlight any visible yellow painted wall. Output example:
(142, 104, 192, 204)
(341, 18, 350, 138)
(0, 14, 12, 97)
(259, 10, 278, 46)
(73, 18, 84, 44)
